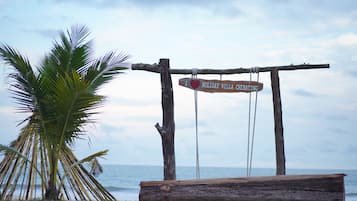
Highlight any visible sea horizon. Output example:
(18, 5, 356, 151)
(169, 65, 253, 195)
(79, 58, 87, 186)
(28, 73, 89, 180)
(101, 163, 357, 171)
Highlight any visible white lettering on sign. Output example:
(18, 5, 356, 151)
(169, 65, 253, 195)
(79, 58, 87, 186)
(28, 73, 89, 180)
(236, 84, 258, 91)
(221, 83, 234, 90)
(179, 77, 263, 93)
(201, 81, 220, 89)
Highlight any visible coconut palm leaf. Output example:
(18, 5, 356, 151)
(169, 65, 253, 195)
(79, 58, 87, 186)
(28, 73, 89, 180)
(0, 45, 38, 114)
(44, 25, 92, 74)
(83, 51, 129, 91)
(0, 122, 44, 200)
(58, 149, 108, 192)
(0, 144, 43, 183)
(0, 25, 128, 200)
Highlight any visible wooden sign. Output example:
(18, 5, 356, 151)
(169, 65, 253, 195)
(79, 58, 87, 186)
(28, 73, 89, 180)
(179, 78, 263, 93)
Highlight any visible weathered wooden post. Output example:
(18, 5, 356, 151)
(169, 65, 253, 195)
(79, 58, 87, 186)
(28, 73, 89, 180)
(270, 69, 286, 175)
(154, 58, 176, 180)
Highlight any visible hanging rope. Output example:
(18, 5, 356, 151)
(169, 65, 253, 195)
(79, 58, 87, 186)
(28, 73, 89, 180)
(246, 68, 252, 176)
(192, 69, 200, 179)
(249, 69, 260, 176)
(246, 67, 260, 176)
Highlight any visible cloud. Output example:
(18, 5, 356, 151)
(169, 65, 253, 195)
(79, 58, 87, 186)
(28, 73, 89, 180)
(265, 0, 357, 14)
(1, 15, 12, 22)
(325, 114, 350, 122)
(331, 17, 354, 28)
(292, 89, 318, 98)
(240, 0, 357, 39)
(310, 0, 357, 13)
(329, 127, 351, 135)
(330, 33, 357, 47)
(345, 145, 357, 154)
(29, 28, 61, 39)
(110, 97, 158, 107)
(267, 0, 292, 3)
(200, 130, 216, 136)
(101, 124, 126, 134)
(50, 0, 242, 17)
(349, 70, 357, 78)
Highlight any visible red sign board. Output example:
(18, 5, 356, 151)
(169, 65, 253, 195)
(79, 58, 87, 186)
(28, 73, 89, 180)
(179, 78, 263, 93)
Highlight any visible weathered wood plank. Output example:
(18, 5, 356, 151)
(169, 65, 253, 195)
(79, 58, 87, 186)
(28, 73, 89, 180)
(271, 69, 286, 175)
(132, 63, 329, 75)
(139, 174, 345, 201)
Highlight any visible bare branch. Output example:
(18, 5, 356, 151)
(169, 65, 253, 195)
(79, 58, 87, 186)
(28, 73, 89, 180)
(155, 123, 164, 137)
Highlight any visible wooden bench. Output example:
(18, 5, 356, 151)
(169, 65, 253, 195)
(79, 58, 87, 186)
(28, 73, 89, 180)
(139, 174, 345, 201)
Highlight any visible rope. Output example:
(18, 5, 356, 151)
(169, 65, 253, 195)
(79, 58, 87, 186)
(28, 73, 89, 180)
(246, 68, 260, 176)
(246, 68, 252, 176)
(192, 70, 200, 179)
(248, 72, 260, 176)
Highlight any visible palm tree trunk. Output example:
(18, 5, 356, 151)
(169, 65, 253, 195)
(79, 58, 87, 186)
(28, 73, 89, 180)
(45, 147, 59, 200)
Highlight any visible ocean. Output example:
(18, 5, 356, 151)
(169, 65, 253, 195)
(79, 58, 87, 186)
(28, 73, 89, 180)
(97, 165, 357, 201)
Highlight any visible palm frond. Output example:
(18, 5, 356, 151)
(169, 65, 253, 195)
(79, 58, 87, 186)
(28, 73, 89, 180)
(51, 71, 104, 146)
(58, 149, 108, 188)
(58, 146, 116, 200)
(0, 44, 33, 76)
(0, 121, 46, 200)
(40, 25, 92, 76)
(0, 44, 38, 114)
(84, 51, 129, 91)
(0, 143, 45, 183)
(80, 150, 108, 164)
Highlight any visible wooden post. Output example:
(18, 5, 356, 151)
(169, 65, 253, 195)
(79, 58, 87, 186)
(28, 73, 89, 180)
(155, 58, 176, 180)
(271, 69, 286, 175)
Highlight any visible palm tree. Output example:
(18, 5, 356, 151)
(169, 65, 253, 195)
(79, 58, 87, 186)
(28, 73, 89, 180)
(0, 25, 128, 200)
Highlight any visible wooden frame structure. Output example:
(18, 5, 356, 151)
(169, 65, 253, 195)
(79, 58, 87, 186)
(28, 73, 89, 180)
(132, 58, 329, 179)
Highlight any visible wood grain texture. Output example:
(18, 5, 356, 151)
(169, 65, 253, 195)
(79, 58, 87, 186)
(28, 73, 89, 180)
(271, 69, 286, 175)
(157, 59, 176, 180)
(132, 63, 329, 75)
(140, 174, 345, 201)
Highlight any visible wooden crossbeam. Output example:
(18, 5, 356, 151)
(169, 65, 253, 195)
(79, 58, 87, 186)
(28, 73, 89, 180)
(131, 63, 329, 74)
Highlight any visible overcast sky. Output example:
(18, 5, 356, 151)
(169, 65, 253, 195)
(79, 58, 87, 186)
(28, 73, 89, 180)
(0, 0, 356, 170)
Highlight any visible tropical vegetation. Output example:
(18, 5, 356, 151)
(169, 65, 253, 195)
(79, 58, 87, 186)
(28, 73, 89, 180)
(0, 25, 128, 200)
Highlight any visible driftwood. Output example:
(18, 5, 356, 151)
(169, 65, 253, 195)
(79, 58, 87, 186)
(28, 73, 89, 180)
(155, 59, 176, 180)
(139, 174, 345, 201)
(271, 69, 286, 175)
(132, 63, 329, 75)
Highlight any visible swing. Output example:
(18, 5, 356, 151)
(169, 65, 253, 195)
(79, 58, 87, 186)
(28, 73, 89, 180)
(185, 68, 262, 179)
(246, 67, 260, 176)
(192, 69, 200, 179)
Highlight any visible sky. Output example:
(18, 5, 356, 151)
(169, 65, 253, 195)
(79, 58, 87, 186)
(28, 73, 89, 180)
(0, 0, 356, 171)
